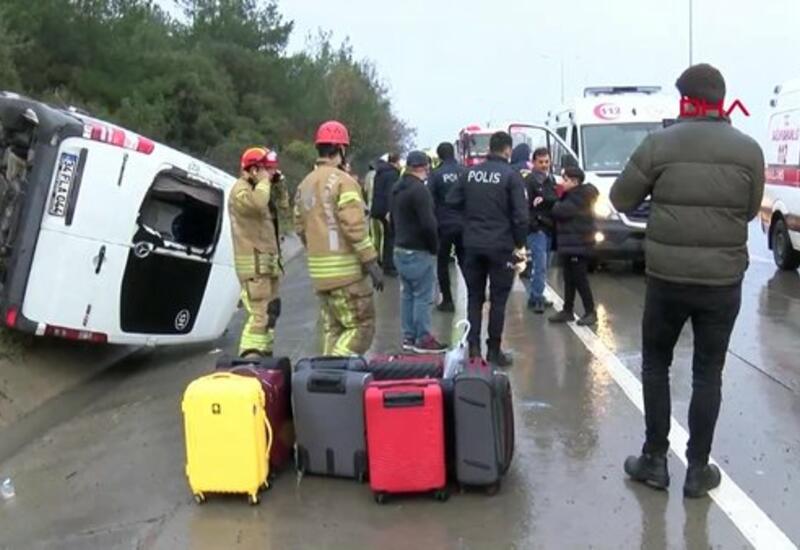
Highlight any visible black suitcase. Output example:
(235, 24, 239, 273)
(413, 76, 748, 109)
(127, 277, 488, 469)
(453, 360, 515, 493)
(365, 354, 443, 380)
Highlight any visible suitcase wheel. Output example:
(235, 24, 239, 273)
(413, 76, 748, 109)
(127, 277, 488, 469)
(262, 480, 271, 491)
(193, 493, 206, 505)
(249, 494, 260, 506)
(373, 492, 387, 505)
(485, 482, 500, 496)
(434, 490, 450, 502)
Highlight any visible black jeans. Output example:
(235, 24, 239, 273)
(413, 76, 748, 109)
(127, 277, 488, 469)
(561, 254, 595, 314)
(641, 277, 742, 465)
(380, 218, 395, 272)
(437, 227, 464, 304)
(463, 248, 514, 349)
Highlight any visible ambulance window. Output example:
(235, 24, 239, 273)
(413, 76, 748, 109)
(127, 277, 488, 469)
(556, 127, 567, 140)
(571, 125, 579, 154)
(138, 172, 222, 252)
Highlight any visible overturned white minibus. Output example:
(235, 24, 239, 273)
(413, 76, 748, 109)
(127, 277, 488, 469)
(0, 92, 240, 345)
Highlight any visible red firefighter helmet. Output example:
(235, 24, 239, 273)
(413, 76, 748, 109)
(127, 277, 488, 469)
(240, 147, 278, 171)
(263, 149, 279, 168)
(240, 147, 268, 171)
(315, 120, 350, 146)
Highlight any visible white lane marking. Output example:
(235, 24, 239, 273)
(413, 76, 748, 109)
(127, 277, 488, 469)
(542, 284, 797, 550)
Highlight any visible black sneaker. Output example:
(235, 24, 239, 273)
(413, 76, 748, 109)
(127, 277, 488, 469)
(532, 301, 546, 314)
(684, 463, 721, 499)
(402, 338, 414, 351)
(577, 311, 598, 326)
(487, 348, 513, 368)
(437, 300, 455, 313)
(624, 454, 670, 490)
(412, 334, 448, 354)
(549, 309, 575, 323)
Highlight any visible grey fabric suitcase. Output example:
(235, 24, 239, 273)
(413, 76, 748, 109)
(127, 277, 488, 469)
(453, 364, 514, 493)
(292, 367, 373, 480)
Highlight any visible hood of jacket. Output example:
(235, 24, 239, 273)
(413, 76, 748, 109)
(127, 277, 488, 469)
(510, 143, 531, 170)
(393, 173, 422, 196)
(568, 183, 599, 203)
(375, 159, 399, 177)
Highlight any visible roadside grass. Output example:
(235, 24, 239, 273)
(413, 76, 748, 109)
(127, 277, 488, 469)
(0, 326, 32, 362)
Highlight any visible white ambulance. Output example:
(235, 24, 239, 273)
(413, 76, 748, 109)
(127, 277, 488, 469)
(0, 92, 240, 345)
(762, 79, 800, 270)
(543, 86, 678, 264)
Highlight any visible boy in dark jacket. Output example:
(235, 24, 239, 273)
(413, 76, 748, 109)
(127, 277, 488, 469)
(549, 166, 599, 326)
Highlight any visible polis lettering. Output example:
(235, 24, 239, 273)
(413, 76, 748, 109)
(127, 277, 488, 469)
(468, 171, 502, 184)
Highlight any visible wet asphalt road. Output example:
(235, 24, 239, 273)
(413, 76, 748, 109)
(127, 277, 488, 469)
(0, 222, 797, 549)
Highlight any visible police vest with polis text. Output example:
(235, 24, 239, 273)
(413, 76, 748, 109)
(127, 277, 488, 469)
(455, 154, 529, 252)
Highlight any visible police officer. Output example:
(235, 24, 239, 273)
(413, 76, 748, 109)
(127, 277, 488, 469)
(447, 131, 528, 367)
(427, 142, 465, 312)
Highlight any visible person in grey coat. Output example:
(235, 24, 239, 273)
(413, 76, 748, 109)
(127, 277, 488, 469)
(610, 63, 765, 498)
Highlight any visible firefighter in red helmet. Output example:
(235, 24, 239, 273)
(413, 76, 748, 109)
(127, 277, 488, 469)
(230, 146, 283, 357)
(293, 121, 383, 355)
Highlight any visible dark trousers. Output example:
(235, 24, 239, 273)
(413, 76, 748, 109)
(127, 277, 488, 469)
(380, 218, 395, 272)
(437, 227, 464, 304)
(641, 277, 742, 465)
(463, 248, 514, 349)
(561, 254, 595, 314)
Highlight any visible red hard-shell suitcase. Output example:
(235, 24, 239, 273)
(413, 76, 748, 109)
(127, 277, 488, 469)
(365, 354, 444, 380)
(216, 356, 294, 470)
(364, 379, 448, 503)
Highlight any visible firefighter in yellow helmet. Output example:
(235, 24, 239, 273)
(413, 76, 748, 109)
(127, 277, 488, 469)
(294, 121, 384, 356)
(230, 147, 284, 357)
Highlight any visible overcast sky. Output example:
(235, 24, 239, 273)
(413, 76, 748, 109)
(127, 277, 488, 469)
(164, 0, 800, 149)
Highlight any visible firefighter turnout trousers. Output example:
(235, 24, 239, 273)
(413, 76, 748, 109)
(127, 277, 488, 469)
(318, 277, 375, 356)
(239, 275, 280, 356)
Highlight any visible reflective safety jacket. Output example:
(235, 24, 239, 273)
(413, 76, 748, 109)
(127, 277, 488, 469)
(229, 175, 280, 282)
(294, 159, 377, 292)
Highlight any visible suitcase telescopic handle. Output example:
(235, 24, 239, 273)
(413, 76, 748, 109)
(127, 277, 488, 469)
(383, 390, 424, 408)
(307, 372, 347, 394)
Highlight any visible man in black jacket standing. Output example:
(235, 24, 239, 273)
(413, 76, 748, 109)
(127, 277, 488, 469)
(391, 151, 447, 353)
(447, 131, 528, 367)
(611, 64, 765, 498)
(428, 142, 465, 312)
(526, 147, 559, 313)
(370, 153, 401, 276)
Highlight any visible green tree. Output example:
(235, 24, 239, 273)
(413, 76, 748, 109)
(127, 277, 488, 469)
(0, 0, 413, 182)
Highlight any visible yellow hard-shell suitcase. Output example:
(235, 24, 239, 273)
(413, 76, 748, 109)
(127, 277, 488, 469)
(182, 372, 273, 505)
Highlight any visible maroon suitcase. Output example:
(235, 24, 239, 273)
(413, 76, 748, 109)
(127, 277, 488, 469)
(365, 354, 444, 380)
(365, 379, 449, 504)
(216, 356, 294, 471)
